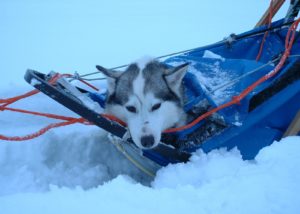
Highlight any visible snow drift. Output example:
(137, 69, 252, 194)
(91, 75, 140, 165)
(1, 87, 300, 214)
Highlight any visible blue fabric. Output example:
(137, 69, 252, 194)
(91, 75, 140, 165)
(161, 19, 300, 162)
(90, 19, 300, 164)
(164, 19, 300, 128)
(88, 92, 106, 108)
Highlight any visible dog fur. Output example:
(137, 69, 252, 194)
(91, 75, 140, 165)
(96, 59, 188, 149)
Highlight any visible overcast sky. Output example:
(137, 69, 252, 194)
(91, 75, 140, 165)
(0, 0, 290, 87)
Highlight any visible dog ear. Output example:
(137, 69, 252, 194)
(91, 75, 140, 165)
(96, 65, 123, 79)
(164, 62, 189, 96)
(96, 65, 122, 94)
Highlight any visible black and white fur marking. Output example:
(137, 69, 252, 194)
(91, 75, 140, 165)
(96, 59, 188, 149)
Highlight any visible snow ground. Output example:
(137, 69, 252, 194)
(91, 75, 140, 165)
(1, 87, 300, 214)
(1, 1, 300, 213)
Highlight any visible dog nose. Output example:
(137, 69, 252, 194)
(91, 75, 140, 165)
(140, 135, 155, 148)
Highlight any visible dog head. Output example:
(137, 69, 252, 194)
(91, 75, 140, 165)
(96, 60, 188, 149)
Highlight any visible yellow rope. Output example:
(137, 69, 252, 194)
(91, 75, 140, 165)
(110, 136, 156, 177)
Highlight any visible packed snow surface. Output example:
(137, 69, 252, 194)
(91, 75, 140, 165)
(1, 87, 300, 214)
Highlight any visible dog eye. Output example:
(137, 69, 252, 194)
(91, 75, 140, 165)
(151, 103, 161, 111)
(126, 106, 137, 113)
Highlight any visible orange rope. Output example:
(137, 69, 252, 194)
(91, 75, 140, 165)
(1, 17, 299, 141)
(2, 106, 80, 121)
(78, 79, 99, 91)
(0, 118, 87, 141)
(0, 72, 121, 141)
(256, 0, 274, 61)
(101, 114, 127, 126)
(0, 73, 91, 141)
(164, 17, 300, 133)
(0, 89, 39, 108)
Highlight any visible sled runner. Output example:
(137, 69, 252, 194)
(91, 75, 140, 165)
(2, 0, 300, 176)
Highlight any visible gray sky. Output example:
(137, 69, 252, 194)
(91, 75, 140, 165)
(0, 0, 290, 87)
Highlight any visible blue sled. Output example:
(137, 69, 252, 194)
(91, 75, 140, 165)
(25, 19, 300, 172)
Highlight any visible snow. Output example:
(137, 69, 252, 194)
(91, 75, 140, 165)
(190, 60, 235, 104)
(77, 94, 102, 113)
(1, 117, 300, 214)
(30, 78, 41, 86)
(1, 86, 300, 214)
(168, 57, 237, 105)
(203, 50, 225, 61)
(1, 1, 299, 213)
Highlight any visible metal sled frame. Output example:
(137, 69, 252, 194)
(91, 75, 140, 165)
(24, 70, 191, 168)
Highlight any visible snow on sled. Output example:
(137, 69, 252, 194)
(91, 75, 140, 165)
(24, 3, 300, 176)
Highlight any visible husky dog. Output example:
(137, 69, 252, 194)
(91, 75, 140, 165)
(96, 59, 188, 149)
